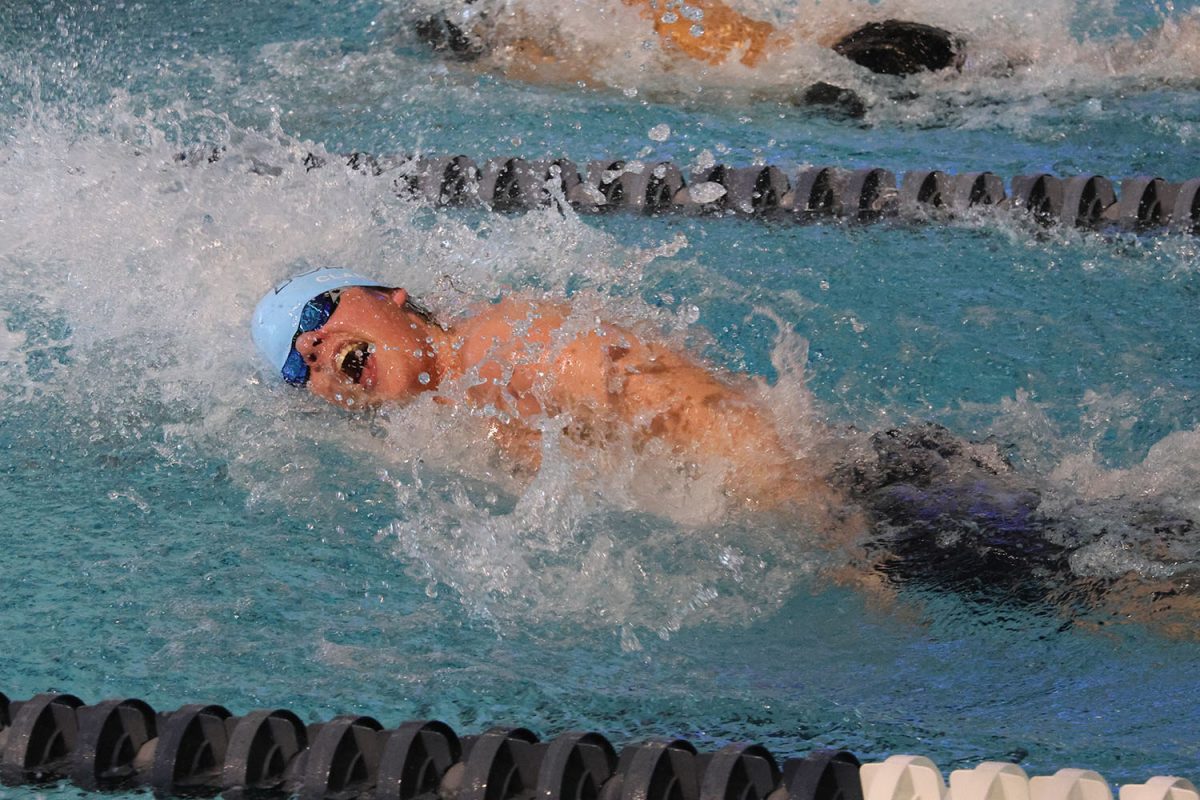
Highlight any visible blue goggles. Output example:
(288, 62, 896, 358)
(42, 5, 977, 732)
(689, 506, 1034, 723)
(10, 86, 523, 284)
(280, 290, 342, 386)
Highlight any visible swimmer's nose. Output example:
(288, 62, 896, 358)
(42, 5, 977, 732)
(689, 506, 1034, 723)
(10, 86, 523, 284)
(295, 331, 322, 363)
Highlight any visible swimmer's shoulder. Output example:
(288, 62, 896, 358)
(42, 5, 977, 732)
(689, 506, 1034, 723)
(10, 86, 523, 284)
(451, 296, 569, 368)
(473, 295, 568, 339)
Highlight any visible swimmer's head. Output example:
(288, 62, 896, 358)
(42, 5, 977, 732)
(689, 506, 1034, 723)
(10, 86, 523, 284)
(252, 267, 386, 384)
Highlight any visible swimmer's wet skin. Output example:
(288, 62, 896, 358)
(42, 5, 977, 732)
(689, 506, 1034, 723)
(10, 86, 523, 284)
(255, 270, 1200, 629)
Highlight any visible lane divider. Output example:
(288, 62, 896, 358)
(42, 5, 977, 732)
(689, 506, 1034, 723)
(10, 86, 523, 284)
(0, 691, 1194, 800)
(267, 151, 1200, 233)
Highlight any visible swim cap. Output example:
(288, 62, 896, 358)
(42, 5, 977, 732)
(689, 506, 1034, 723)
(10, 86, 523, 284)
(252, 267, 386, 376)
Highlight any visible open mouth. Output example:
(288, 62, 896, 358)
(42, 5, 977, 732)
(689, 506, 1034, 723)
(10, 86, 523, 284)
(335, 341, 374, 384)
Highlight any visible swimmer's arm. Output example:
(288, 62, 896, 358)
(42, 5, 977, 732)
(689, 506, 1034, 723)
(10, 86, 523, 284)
(484, 414, 543, 477)
(460, 360, 546, 476)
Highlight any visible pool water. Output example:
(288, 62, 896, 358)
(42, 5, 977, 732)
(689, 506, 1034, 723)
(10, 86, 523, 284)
(2, 0, 1200, 793)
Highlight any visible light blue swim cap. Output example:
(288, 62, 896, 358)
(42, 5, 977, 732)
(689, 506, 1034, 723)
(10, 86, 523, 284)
(252, 267, 386, 375)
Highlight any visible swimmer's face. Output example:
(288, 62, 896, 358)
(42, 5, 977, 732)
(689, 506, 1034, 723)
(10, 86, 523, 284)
(293, 286, 439, 409)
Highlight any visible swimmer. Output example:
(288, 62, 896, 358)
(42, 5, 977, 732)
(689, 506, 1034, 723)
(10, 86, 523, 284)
(253, 267, 854, 533)
(254, 269, 1200, 632)
(414, 0, 962, 98)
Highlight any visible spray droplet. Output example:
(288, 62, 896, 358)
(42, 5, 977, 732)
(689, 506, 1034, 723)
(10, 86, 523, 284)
(648, 123, 671, 142)
(660, 11, 678, 23)
(689, 24, 704, 37)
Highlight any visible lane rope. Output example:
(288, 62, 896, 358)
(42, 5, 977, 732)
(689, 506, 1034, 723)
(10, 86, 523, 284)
(0, 691, 1194, 799)
(207, 150, 1200, 233)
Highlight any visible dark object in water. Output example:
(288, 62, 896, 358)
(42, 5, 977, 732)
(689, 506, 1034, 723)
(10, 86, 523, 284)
(840, 423, 1200, 621)
(832, 20, 964, 76)
(797, 82, 868, 119)
(841, 423, 1072, 604)
(414, 9, 486, 61)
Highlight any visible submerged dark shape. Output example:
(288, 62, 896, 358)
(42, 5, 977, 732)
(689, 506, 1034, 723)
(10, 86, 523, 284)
(832, 20, 964, 76)
(414, 4, 487, 61)
(839, 423, 1070, 604)
(838, 423, 1200, 620)
(796, 82, 868, 119)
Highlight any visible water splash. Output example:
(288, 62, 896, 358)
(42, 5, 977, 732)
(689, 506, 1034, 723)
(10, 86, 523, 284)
(0, 89, 843, 635)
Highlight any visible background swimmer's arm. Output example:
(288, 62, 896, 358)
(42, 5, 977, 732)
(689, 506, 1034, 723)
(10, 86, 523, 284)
(494, 37, 602, 87)
(622, 0, 781, 66)
(487, 0, 780, 87)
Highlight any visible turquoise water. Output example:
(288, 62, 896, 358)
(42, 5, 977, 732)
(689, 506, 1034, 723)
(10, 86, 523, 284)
(2, 0, 1200, 794)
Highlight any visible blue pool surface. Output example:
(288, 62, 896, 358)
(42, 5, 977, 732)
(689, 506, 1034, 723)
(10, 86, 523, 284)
(2, 0, 1200, 794)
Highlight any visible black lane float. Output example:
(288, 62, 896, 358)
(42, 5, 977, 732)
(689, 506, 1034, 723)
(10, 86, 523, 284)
(0, 691, 1193, 800)
(0, 690, 861, 800)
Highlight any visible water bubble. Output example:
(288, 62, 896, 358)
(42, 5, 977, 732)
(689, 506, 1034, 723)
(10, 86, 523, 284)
(648, 123, 671, 142)
(418, 371, 431, 385)
(660, 12, 678, 23)
(690, 24, 704, 37)
(620, 626, 643, 652)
